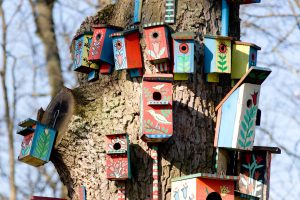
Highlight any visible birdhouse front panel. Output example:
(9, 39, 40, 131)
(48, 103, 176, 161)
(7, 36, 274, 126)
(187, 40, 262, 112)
(216, 83, 260, 151)
(173, 39, 194, 74)
(112, 36, 128, 70)
(17, 119, 56, 167)
(105, 133, 131, 180)
(141, 74, 173, 143)
(73, 33, 99, 73)
(88, 28, 106, 61)
(238, 147, 280, 200)
(143, 24, 170, 63)
(231, 42, 260, 80)
(227, 0, 261, 4)
(171, 173, 237, 200)
(204, 35, 232, 75)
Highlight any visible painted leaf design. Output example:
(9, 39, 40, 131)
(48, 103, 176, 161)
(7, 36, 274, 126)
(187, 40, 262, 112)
(158, 47, 166, 58)
(218, 60, 226, 65)
(242, 164, 250, 169)
(241, 121, 247, 131)
(147, 50, 157, 59)
(256, 164, 264, 169)
(245, 141, 252, 147)
(219, 55, 226, 60)
(238, 139, 244, 148)
(240, 130, 245, 140)
(248, 130, 254, 138)
(34, 129, 51, 160)
(241, 177, 248, 185)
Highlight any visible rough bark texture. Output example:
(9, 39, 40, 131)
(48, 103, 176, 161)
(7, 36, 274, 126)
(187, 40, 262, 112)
(29, 0, 64, 98)
(50, 0, 240, 199)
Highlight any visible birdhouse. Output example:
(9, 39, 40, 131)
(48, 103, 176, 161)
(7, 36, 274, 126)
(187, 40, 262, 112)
(73, 32, 99, 73)
(30, 197, 66, 200)
(238, 146, 281, 200)
(171, 173, 238, 200)
(78, 186, 86, 200)
(234, 191, 259, 200)
(17, 118, 56, 167)
(214, 67, 271, 150)
(106, 133, 131, 180)
(110, 29, 143, 73)
(231, 41, 261, 80)
(164, 0, 176, 24)
(204, 35, 233, 82)
(227, 0, 261, 4)
(143, 22, 171, 63)
(140, 74, 173, 143)
(172, 32, 195, 80)
(133, 0, 142, 24)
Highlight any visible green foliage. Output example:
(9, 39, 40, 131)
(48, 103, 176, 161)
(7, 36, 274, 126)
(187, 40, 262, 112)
(217, 54, 228, 72)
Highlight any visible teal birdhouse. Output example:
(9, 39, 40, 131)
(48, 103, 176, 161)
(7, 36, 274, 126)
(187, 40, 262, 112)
(17, 118, 56, 167)
(204, 35, 233, 82)
(172, 32, 195, 80)
(214, 67, 271, 151)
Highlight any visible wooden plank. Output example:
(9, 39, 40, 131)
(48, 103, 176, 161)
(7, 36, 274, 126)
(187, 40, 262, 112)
(252, 146, 281, 154)
(172, 172, 238, 182)
(133, 0, 142, 24)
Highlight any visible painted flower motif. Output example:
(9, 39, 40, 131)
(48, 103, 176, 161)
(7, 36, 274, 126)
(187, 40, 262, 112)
(115, 40, 123, 50)
(218, 43, 227, 54)
(220, 185, 230, 197)
(251, 91, 258, 105)
(77, 41, 82, 49)
(251, 53, 256, 62)
(245, 153, 251, 164)
(256, 155, 263, 164)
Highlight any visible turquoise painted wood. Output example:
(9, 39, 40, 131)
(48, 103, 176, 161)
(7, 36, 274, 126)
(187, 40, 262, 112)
(129, 69, 142, 78)
(133, 0, 142, 24)
(221, 0, 229, 36)
(165, 0, 176, 24)
(172, 32, 195, 74)
(87, 70, 99, 82)
(17, 118, 56, 167)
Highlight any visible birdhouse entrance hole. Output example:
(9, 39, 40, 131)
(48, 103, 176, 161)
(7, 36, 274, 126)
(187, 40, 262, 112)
(113, 142, 121, 150)
(206, 192, 222, 200)
(179, 43, 189, 54)
(247, 99, 252, 108)
(96, 33, 102, 40)
(153, 92, 162, 101)
(152, 32, 159, 38)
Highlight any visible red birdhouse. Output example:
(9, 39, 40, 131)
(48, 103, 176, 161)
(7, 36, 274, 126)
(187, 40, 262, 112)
(140, 74, 173, 143)
(143, 22, 171, 63)
(105, 133, 131, 180)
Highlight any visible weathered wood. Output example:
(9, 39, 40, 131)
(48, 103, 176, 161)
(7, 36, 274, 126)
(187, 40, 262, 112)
(51, 1, 241, 199)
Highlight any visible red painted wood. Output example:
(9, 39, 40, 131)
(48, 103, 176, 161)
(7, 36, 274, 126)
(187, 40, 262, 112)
(125, 32, 142, 69)
(88, 28, 106, 61)
(100, 63, 112, 74)
(106, 154, 129, 180)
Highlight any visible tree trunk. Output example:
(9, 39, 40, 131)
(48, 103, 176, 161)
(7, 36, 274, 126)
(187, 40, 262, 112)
(29, 0, 64, 98)
(47, 0, 240, 199)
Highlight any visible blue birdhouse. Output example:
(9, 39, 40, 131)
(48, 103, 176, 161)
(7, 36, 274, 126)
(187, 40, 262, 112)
(214, 67, 271, 151)
(17, 118, 56, 167)
(171, 32, 195, 80)
(204, 35, 233, 82)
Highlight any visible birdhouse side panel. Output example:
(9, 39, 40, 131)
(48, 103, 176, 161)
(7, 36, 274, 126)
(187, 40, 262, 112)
(82, 35, 94, 69)
(73, 36, 84, 70)
(106, 154, 130, 180)
(112, 36, 128, 70)
(171, 178, 199, 200)
(215, 39, 231, 73)
(31, 125, 56, 162)
(102, 29, 120, 65)
(106, 134, 128, 154)
(199, 179, 235, 200)
(125, 32, 143, 69)
(233, 83, 260, 150)
(144, 26, 170, 62)
(239, 151, 267, 199)
(217, 88, 240, 149)
(249, 47, 258, 67)
(18, 132, 34, 159)
(204, 37, 216, 73)
(88, 28, 106, 61)
(141, 81, 173, 141)
(231, 44, 250, 79)
(173, 39, 194, 73)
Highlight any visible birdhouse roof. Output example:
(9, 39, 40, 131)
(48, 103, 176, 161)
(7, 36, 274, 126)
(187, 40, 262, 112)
(253, 146, 281, 154)
(172, 32, 195, 39)
(110, 28, 139, 38)
(73, 31, 93, 40)
(233, 41, 261, 50)
(105, 132, 128, 137)
(234, 191, 259, 200)
(18, 118, 37, 127)
(143, 22, 168, 29)
(216, 66, 272, 111)
(143, 74, 173, 82)
(92, 24, 123, 30)
(172, 173, 238, 182)
(204, 34, 233, 40)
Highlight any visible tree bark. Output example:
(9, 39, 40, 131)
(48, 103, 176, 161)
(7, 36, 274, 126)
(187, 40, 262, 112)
(29, 0, 64, 98)
(48, 0, 240, 199)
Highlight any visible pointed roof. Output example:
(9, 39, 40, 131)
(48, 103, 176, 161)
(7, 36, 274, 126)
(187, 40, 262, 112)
(216, 66, 272, 111)
(172, 173, 238, 182)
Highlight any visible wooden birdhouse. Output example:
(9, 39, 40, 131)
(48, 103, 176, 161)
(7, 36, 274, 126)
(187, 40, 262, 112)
(110, 28, 143, 75)
(143, 22, 171, 63)
(30, 197, 66, 200)
(78, 186, 86, 200)
(73, 32, 99, 73)
(171, 173, 238, 200)
(227, 0, 261, 4)
(140, 74, 173, 143)
(106, 133, 131, 180)
(234, 191, 259, 200)
(17, 118, 56, 167)
(214, 67, 271, 151)
(238, 146, 281, 200)
(172, 32, 195, 80)
(204, 35, 233, 82)
(231, 41, 261, 80)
